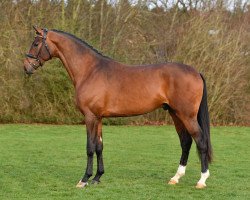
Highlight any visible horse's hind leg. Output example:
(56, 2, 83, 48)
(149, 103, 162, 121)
(181, 117, 210, 189)
(168, 112, 193, 185)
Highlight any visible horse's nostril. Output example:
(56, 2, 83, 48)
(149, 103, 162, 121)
(24, 66, 33, 75)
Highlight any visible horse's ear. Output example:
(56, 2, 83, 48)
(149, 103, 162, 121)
(33, 25, 42, 35)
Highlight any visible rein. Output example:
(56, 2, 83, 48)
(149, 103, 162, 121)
(26, 28, 52, 70)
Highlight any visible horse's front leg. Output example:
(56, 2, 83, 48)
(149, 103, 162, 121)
(76, 114, 99, 188)
(92, 119, 104, 184)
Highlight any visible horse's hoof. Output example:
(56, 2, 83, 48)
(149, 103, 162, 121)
(76, 181, 88, 188)
(196, 183, 206, 189)
(168, 179, 178, 185)
(91, 180, 100, 185)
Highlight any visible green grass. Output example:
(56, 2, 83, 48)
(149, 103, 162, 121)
(0, 125, 249, 199)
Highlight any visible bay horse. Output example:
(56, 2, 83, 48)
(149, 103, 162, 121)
(23, 26, 212, 189)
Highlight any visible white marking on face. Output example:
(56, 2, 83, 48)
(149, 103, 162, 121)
(99, 136, 102, 142)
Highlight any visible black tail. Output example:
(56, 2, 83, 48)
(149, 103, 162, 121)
(197, 74, 213, 163)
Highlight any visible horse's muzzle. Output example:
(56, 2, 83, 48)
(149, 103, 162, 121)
(23, 60, 34, 75)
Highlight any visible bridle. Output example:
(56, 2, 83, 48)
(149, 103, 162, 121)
(26, 28, 52, 70)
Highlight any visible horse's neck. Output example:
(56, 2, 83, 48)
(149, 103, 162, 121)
(49, 32, 100, 87)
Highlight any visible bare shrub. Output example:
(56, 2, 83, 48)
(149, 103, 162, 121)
(0, 0, 249, 125)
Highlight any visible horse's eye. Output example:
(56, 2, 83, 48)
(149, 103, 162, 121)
(34, 43, 39, 47)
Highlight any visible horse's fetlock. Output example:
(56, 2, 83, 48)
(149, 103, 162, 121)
(99, 169, 104, 174)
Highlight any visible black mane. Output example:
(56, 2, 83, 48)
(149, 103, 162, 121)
(51, 29, 110, 59)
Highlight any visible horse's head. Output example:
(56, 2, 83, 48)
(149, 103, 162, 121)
(24, 26, 52, 75)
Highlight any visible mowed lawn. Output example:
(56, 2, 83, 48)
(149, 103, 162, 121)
(0, 125, 249, 200)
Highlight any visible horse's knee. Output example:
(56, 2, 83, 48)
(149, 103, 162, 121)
(96, 143, 103, 155)
(87, 149, 94, 157)
(98, 169, 104, 175)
